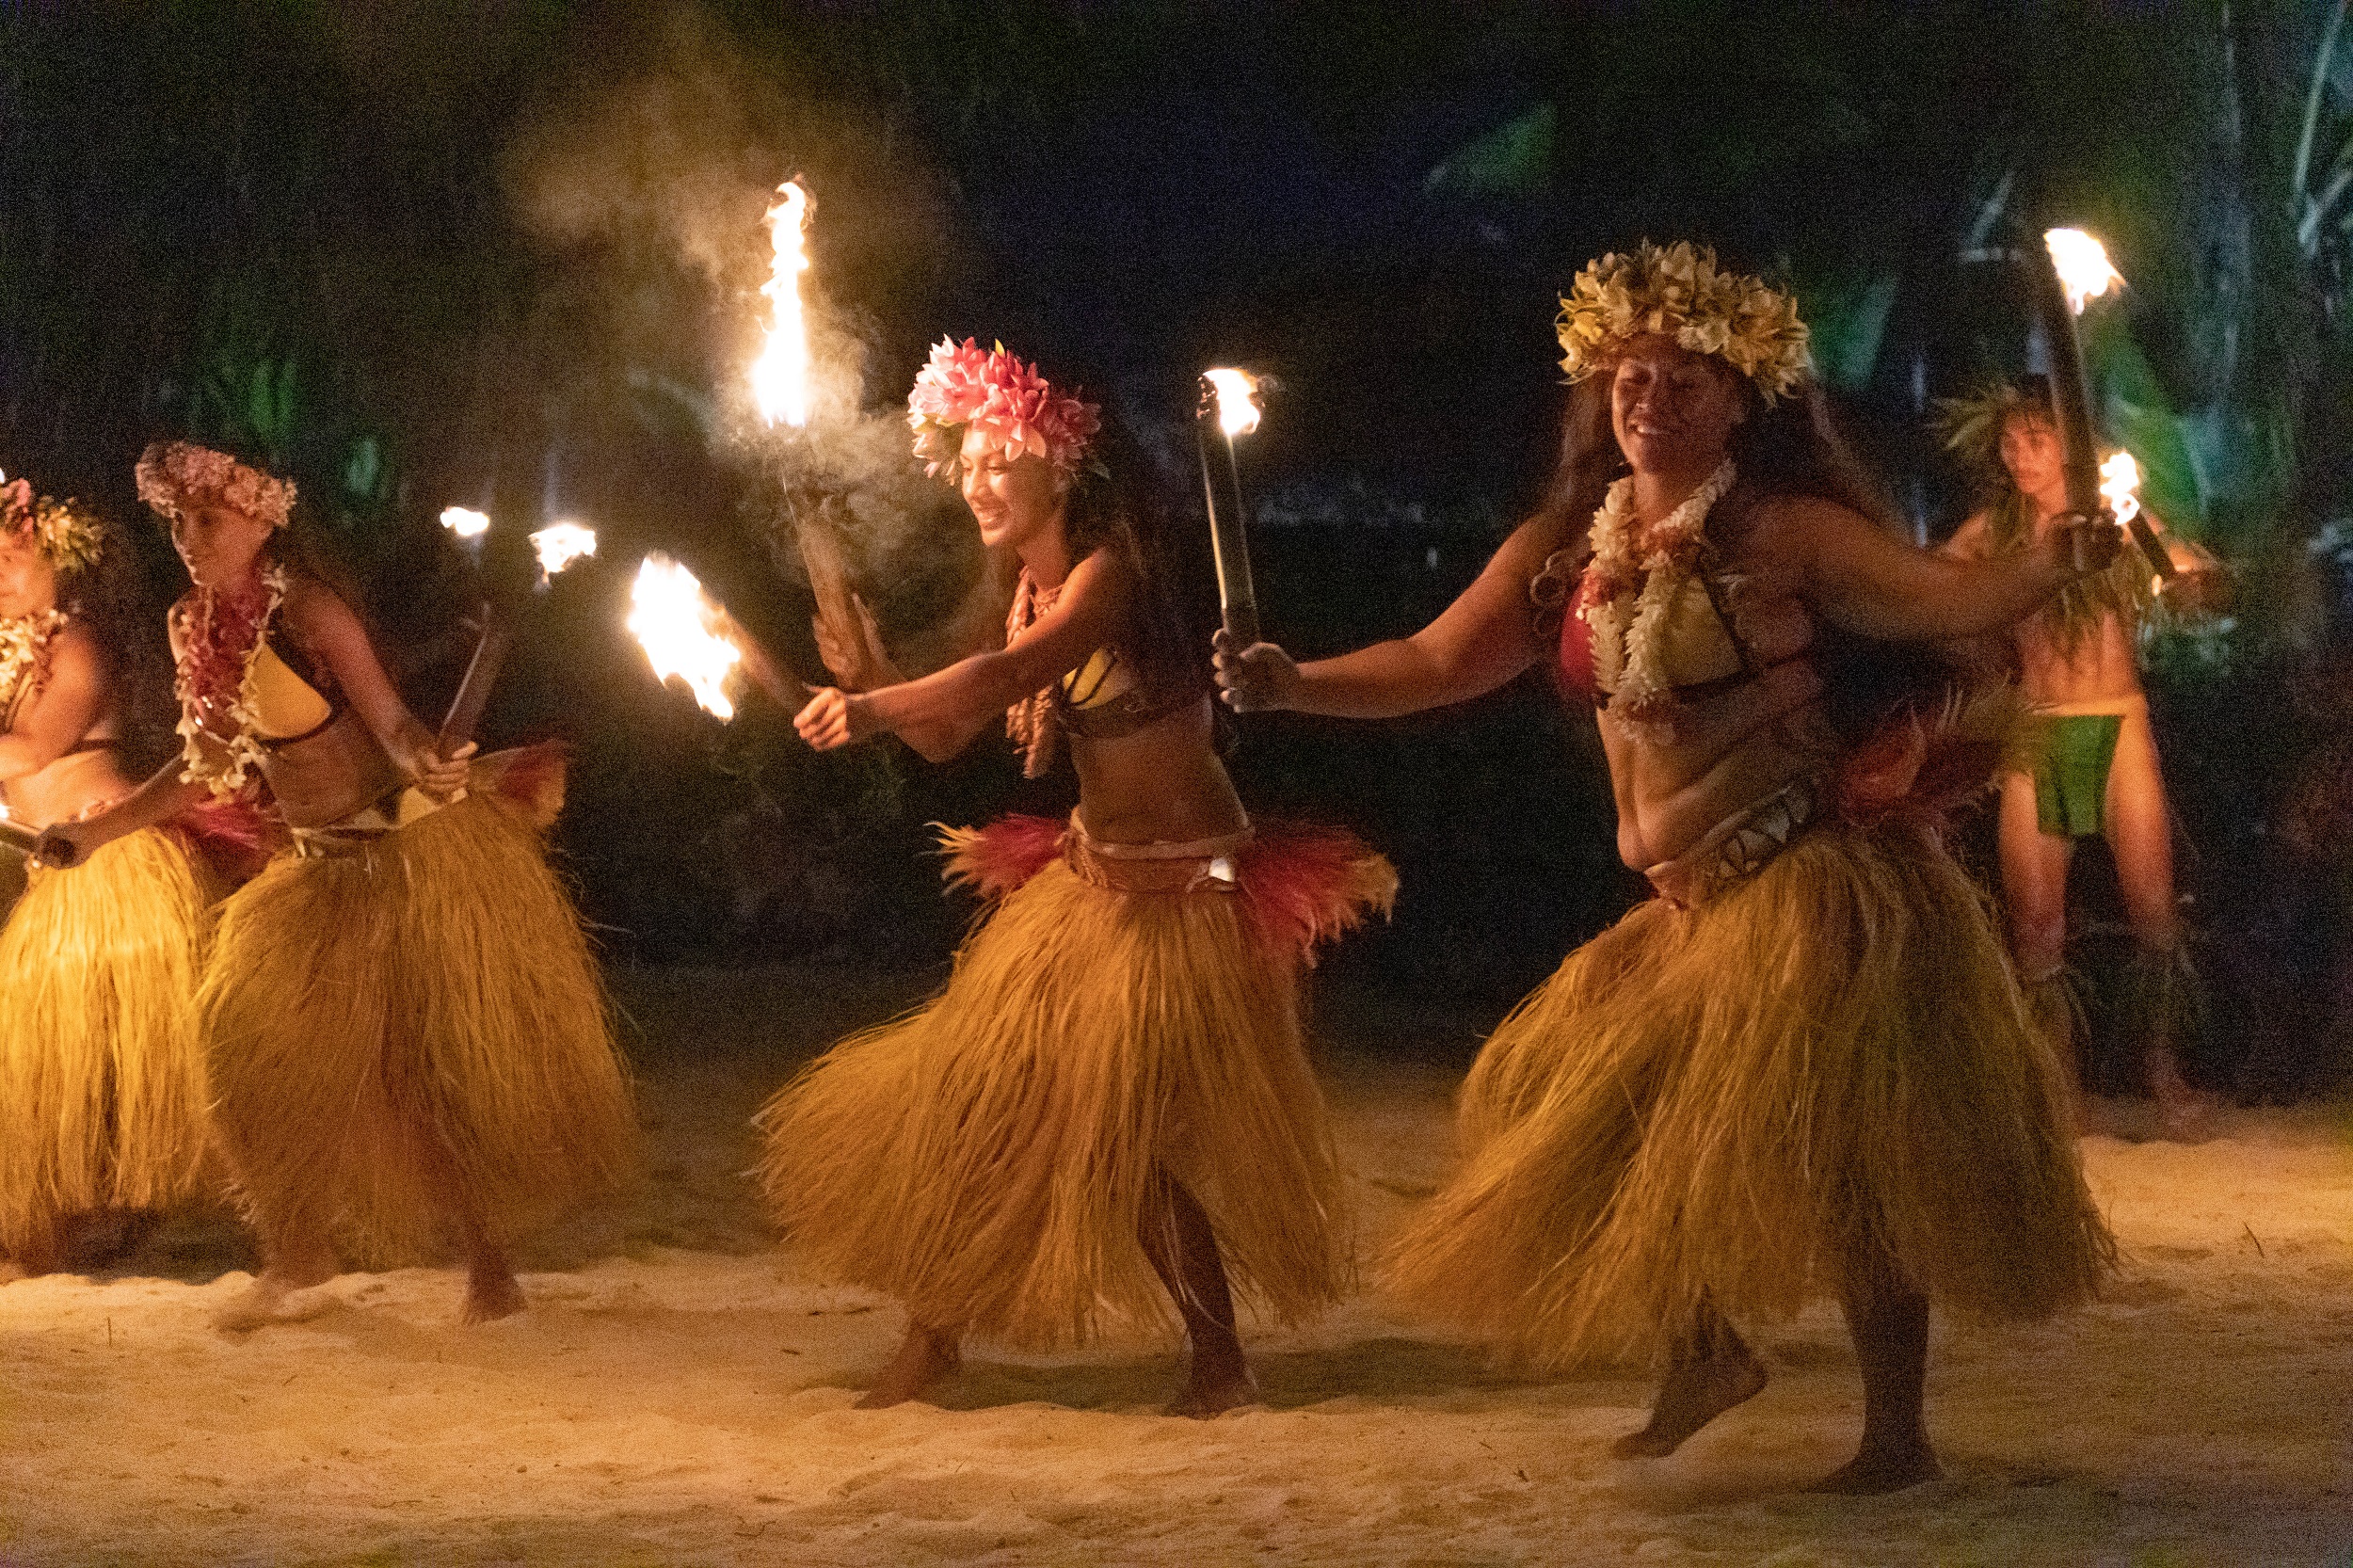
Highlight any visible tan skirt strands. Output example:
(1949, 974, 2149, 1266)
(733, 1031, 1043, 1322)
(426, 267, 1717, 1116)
(1386, 820, 2113, 1368)
(200, 791, 634, 1265)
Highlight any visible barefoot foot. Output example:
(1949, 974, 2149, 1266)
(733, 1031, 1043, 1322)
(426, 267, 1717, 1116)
(212, 1274, 340, 1333)
(1612, 1352, 1769, 1458)
(1166, 1359, 1260, 1419)
(461, 1267, 527, 1325)
(1807, 1434, 1942, 1494)
(856, 1324, 961, 1409)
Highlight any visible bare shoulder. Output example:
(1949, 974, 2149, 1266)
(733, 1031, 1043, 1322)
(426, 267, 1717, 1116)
(1941, 510, 1993, 559)
(45, 617, 105, 679)
(1727, 490, 1873, 566)
(279, 573, 361, 639)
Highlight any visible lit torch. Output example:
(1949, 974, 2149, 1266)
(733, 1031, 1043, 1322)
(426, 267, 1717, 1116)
(432, 510, 599, 749)
(1198, 368, 1267, 648)
(629, 554, 745, 721)
(745, 177, 872, 685)
(2031, 228, 2156, 576)
(440, 504, 491, 567)
(751, 180, 814, 430)
(0, 800, 34, 857)
(2098, 449, 2176, 587)
(530, 520, 598, 586)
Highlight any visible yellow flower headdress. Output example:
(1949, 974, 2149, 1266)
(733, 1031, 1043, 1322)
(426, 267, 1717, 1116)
(1556, 241, 1812, 405)
(0, 476, 106, 573)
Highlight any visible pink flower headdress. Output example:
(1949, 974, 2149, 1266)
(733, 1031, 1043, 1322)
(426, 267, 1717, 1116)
(0, 474, 106, 572)
(906, 338, 1102, 480)
(135, 440, 296, 531)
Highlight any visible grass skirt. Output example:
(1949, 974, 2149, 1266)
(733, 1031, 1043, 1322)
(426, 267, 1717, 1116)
(200, 792, 634, 1265)
(1386, 821, 2113, 1368)
(0, 827, 217, 1256)
(756, 819, 1393, 1351)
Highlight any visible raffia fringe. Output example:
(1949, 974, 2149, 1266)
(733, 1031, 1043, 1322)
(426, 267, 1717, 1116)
(0, 827, 218, 1256)
(755, 842, 1390, 1350)
(1385, 822, 2114, 1369)
(200, 792, 635, 1266)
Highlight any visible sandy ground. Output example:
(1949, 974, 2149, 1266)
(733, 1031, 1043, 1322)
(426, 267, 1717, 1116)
(3, 964, 2350, 1567)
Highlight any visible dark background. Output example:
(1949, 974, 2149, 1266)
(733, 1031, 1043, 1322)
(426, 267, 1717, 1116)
(4, 0, 2351, 1093)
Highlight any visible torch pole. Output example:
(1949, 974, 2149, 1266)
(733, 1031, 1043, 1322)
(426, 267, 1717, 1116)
(1198, 413, 1260, 648)
(438, 605, 513, 752)
(0, 816, 37, 858)
(2030, 240, 2173, 580)
(2028, 247, 2105, 536)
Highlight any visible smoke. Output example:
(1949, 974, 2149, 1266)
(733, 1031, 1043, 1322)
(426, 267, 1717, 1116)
(500, 3, 986, 664)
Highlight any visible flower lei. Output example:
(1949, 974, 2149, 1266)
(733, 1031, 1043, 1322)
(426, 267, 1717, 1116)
(169, 565, 288, 799)
(1578, 459, 1738, 725)
(1003, 567, 1064, 779)
(907, 337, 1103, 481)
(1557, 241, 1811, 405)
(0, 610, 70, 723)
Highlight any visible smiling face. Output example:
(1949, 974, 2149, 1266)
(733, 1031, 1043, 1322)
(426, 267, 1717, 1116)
(0, 529, 56, 619)
(168, 500, 276, 592)
(1609, 334, 1750, 479)
(1997, 408, 2066, 500)
(959, 424, 1069, 552)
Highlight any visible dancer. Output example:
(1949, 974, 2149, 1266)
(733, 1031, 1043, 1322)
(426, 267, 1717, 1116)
(0, 476, 232, 1277)
(1215, 244, 2115, 1490)
(40, 441, 634, 1326)
(1939, 379, 2224, 1133)
(760, 341, 1392, 1415)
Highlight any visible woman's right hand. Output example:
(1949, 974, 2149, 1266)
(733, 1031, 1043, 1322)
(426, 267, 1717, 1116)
(1211, 630, 1303, 712)
(31, 819, 99, 871)
(793, 686, 873, 751)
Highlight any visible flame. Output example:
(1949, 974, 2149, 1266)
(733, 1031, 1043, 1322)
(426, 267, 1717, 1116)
(440, 505, 490, 540)
(529, 520, 598, 580)
(2099, 450, 2142, 526)
(1202, 368, 1263, 439)
(2043, 229, 2124, 314)
(628, 554, 742, 720)
(751, 181, 814, 427)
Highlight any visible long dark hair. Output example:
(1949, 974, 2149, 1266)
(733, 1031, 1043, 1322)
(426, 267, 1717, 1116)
(1059, 406, 1203, 703)
(56, 520, 173, 765)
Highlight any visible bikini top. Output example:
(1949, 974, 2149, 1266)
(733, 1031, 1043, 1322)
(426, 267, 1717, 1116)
(248, 631, 344, 749)
(1050, 644, 1191, 740)
(1546, 548, 1814, 712)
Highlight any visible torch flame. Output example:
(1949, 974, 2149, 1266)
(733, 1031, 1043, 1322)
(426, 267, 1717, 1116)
(751, 181, 814, 427)
(628, 554, 742, 721)
(529, 520, 598, 580)
(2043, 229, 2124, 315)
(440, 506, 490, 540)
(1203, 368, 1263, 439)
(2099, 450, 2142, 526)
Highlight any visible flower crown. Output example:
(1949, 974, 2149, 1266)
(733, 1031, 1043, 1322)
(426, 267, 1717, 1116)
(1933, 377, 2055, 479)
(0, 476, 106, 573)
(1556, 241, 1813, 405)
(907, 338, 1102, 480)
(135, 440, 296, 531)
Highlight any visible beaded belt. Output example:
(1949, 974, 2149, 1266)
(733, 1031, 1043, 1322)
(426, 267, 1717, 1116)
(1642, 776, 1820, 910)
(1062, 811, 1253, 895)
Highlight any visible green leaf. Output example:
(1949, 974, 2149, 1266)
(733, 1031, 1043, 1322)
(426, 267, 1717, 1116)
(1423, 104, 1555, 200)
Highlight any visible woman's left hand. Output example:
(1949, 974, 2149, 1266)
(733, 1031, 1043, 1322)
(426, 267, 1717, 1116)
(793, 687, 872, 751)
(412, 739, 475, 799)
